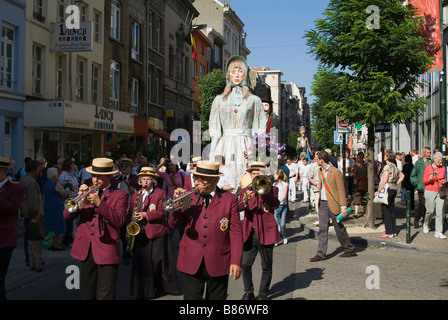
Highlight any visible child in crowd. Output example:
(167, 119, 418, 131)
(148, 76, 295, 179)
(273, 169, 289, 245)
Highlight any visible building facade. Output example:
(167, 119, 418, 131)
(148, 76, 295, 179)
(0, 0, 26, 166)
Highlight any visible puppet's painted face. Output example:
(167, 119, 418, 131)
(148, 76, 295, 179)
(228, 62, 246, 86)
(263, 102, 270, 115)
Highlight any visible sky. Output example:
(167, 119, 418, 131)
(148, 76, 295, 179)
(229, 0, 330, 104)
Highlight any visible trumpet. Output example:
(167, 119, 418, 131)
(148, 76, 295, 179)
(251, 175, 272, 195)
(126, 189, 143, 253)
(64, 184, 98, 213)
(162, 187, 199, 212)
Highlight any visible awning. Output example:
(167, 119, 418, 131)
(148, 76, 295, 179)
(149, 127, 171, 140)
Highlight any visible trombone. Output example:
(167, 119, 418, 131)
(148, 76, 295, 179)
(64, 184, 98, 213)
(162, 187, 199, 212)
(251, 175, 271, 195)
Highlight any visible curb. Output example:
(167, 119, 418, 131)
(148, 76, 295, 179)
(299, 216, 448, 256)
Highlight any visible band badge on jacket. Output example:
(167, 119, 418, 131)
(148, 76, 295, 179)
(220, 218, 229, 231)
(149, 203, 156, 211)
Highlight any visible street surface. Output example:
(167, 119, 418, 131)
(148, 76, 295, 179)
(5, 199, 448, 301)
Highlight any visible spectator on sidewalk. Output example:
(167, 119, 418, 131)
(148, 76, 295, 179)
(352, 152, 368, 218)
(422, 152, 447, 239)
(20, 160, 44, 266)
(375, 150, 404, 238)
(273, 169, 288, 245)
(0, 157, 24, 300)
(338, 150, 355, 203)
(28, 209, 45, 272)
(307, 151, 321, 216)
(410, 147, 432, 228)
(401, 154, 415, 210)
(286, 157, 298, 202)
(299, 157, 310, 203)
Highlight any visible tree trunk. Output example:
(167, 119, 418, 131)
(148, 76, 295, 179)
(365, 124, 376, 229)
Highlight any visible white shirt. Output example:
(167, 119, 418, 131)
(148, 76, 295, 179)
(300, 163, 310, 181)
(217, 165, 236, 190)
(286, 162, 298, 178)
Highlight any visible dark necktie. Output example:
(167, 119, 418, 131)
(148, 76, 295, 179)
(202, 194, 212, 208)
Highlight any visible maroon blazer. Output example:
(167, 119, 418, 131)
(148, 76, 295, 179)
(64, 187, 128, 265)
(169, 188, 243, 277)
(183, 173, 195, 191)
(127, 187, 169, 239)
(0, 181, 24, 248)
(239, 186, 281, 245)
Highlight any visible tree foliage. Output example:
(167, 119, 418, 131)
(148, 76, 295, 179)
(310, 65, 341, 154)
(304, 0, 435, 228)
(194, 69, 226, 131)
(305, 0, 434, 125)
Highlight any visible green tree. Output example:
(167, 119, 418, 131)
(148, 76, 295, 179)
(194, 69, 226, 131)
(310, 65, 342, 155)
(304, 0, 435, 228)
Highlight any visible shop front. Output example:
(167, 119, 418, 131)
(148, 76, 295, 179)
(24, 100, 134, 166)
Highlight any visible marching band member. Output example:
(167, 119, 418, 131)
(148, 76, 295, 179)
(128, 167, 179, 299)
(169, 161, 243, 300)
(183, 156, 202, 191)
(0, 157, 24, 300)
(63, 157, 128, 300)
(238, 161, 280, 300)
(111, 157, 141, 265)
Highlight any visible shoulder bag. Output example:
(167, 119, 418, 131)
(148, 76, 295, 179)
(431, 166, 448, 200)
(374, 165, 389, 204)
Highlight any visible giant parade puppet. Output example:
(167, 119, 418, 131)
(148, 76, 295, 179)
(208, 56, 267, 186)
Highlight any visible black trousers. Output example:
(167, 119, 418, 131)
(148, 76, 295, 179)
(241, 229, 274, 296)
(0, 247, 14, 300)
(80, 246, 119, 300)
(182, 259, 228, 300)
(415, 191, 426, 222)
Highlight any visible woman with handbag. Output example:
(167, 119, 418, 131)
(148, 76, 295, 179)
(374, 150, 404, 238)
(422, 152, 447, 239)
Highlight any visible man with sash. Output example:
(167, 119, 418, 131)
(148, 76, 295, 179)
(310, 151, 356, 262)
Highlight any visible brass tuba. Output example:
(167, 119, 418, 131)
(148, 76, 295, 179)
(64, 184, 98, 213)
(251, 175, 271, 195)
(162, 187, 199, 212)
(125, 189, 143, 253)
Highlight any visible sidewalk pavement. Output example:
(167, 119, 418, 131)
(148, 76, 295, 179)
(296, 197, 448, 255)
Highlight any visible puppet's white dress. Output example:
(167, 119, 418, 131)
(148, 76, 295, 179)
(209, 90, 267, 185)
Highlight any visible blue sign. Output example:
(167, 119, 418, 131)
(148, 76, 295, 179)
(375, 123, 391, 132)
(334, 131, 347, 145)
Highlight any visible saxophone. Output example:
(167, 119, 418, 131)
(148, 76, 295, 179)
(125, 189, 143, 253)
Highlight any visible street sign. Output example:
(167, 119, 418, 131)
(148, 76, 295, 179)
(336, 116, 352, 133)
(334, 131, 347, 145)
(375, 123, 391, 132)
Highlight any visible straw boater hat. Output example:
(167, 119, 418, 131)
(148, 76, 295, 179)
(86, 157, 118, 175)
(191, 156, 202, 164)
(0, 157, 10, 168)
(137, 166, 159, 177)
(246, 161, 267, 173)
(190, 161, 223, 177)
(119, 157, 133, 166)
